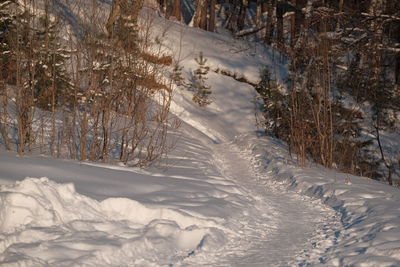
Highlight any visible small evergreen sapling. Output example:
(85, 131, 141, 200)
(191, 52, 211, 106)
(170, 63, 185, 88)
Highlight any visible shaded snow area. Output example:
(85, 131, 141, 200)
(1, 7, 400, 267)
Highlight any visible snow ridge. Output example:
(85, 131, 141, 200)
(0, 177, 226, 266)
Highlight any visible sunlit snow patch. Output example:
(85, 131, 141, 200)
(0, 178, 226, 266)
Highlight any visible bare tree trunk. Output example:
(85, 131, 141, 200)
(208, 0, 216, 32)
(375, 122, 393, 185)
(100, 108, 110, 161)
(50, 50, 57, 156)
(276, 2, 284, 49)
(173, 0, 182, 21)
(70, 45, 79, 160)
(290, 10, 296, 48)
(79, 108, 88, 161)
(15, 10, 26, 156)
(264, 0, 275, 45)
(0, 82, 11, 150)
(193, 0, 208, 29)
(290, 0, 303, 48)
(200, 0, 208, 30)
(106, 0, 124, 36)
(22, 0, 36, 155)
(237, 0, 248, 30)
(396, 54, 400, 85)
(261, 0, 268, 14)
(255, 0, 262, 26)
(27, 23, 35, 154)
(165, 0, 173, 19)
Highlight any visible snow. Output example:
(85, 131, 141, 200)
(1, 3, 400, 267)
(0, 136, 342, 266)
(234, 134, 400, 266)
(154, 14, 287, 86)
(0, 177, 225, 266)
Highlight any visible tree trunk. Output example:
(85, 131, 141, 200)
(79, 109, 88, 161)
(290, 0, 303, 48)
(290, 9, 296, 47)
(0, 83, 11, 151)
(394, 11, 400, 85)
(255, 0, 262, 26)
(106, 0, 123, 36)
(165, 0, 173, 19)
(276, 1, 284, 49)
(264, 0, 275, 45)
(396, 54, 400, 85)
(237, 0, 247, 30)
(193, 0, 207, 29)
(200, 0, 208, 30)
(15, 11, 25, 156)
(173, 0, 182, 21)
(208, 0, 216, 32)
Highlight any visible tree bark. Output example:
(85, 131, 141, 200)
(193, 0, 207, 29)
(208, 0, 216, 32)
(237, 0, 247, 30)
(396, 54, 400, 85)
(276, 1, 285, 48)
(106, 0, 123, 36)
(264, 0, 275, 45)
(200, 0, 208, 30)
(255, 0, 262, 26)
(173, 0, 182, 21)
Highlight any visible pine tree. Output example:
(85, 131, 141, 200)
(191, 52, 211, 106)
(170, 63, 185, 88)
(255, 67, 288, 139)
(34, 5, 71, 110)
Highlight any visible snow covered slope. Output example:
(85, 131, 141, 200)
(1, 5, 400, 267)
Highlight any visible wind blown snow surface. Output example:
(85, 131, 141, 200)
(1, 6, 400, 267)
(0, 176, 225, 266)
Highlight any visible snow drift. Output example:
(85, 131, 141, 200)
(0, 177, 225, 266)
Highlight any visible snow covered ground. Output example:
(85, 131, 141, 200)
(0, 128, 341, 266)
(1, 6, 400, 267)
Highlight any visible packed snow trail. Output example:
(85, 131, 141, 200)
(182, 142, 343, 266)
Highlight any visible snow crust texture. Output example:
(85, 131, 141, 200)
(0, 177, 225, 266)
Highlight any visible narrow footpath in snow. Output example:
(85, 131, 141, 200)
(182, 141, 343, 266)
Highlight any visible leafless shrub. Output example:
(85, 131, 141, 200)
(0, 0, 179, 167)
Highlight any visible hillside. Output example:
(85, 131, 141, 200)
(0, 1, 400, 266)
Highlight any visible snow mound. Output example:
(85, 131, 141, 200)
(0, 178, 225, 266)
(234, 133, 400, 266)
